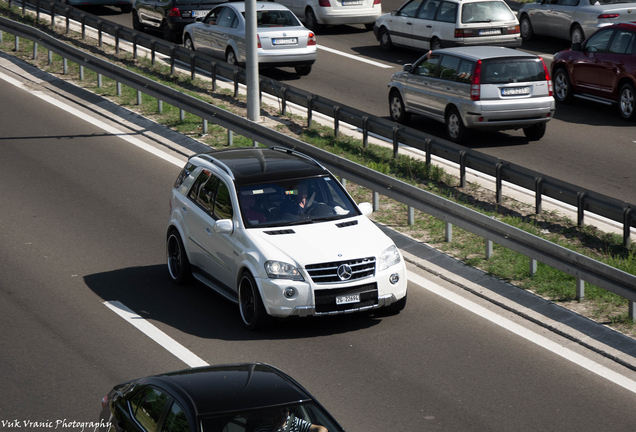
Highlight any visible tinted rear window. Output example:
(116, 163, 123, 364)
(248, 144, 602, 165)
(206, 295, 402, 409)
(461, 1, 515, 23)
(480, 58, 546, 84)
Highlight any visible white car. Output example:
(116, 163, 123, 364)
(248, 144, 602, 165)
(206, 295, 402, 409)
(183, 2, 317, 75)
(518, 0, 636, 44)
(374, 0, 521, 52)
(166, 147, 408, 330)
(274, 0, 383, 32)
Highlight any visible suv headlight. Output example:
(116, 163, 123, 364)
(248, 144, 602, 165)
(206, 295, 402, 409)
(378, 245, 401, 271)
(265, 261, 304, 281)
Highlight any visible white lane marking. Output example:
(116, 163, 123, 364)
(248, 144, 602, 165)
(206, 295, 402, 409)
(0, 71, 185, 168)
(407, 271, 636, 394)
(317, 45, 394, 69)
(104, 300, 209, 368)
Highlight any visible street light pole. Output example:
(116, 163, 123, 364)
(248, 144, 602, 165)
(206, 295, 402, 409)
(245, 0, 260, 122)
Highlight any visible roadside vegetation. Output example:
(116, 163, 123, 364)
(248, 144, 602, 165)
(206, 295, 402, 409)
(2, 1, 636, 336)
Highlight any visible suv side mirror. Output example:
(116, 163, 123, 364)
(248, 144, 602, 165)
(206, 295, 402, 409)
(214, 219, 234, 234)
(358, 202, 373, 217)
(403, 63, 413, 72)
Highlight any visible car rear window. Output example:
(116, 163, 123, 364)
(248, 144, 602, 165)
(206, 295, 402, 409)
(480, 58, 546, 84)
(243, 10, 301, 27)
(461, 1, 515, 23)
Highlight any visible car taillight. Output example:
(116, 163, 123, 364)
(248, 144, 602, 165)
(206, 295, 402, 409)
(168, 7, 181, 17)
(101, 395, 109, 409)
(471, 60, 482, 101)
(507, 25, 520, 34)
(540, 57, 552, 96)
(598, 13, 619, 19)
(257, 34, 262, 48)
(319, 0, 331, 6)
(373, 0, 381, 4)
(308, 32, 316, 45)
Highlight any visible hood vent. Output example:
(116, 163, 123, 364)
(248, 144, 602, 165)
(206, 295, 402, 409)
(264, 229, 296, 235)
(335, 220, 358, 228)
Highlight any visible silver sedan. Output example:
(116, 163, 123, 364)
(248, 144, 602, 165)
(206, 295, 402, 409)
(518, 0, 636, 44)
(183, 2, 317, 75)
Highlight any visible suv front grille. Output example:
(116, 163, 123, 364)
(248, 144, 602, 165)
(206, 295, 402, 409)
(314, 283, 378, 313)
(305, 257, 375, 284)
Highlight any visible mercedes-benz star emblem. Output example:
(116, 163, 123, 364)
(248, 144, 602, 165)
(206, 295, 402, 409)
(337, 264, 352, 281)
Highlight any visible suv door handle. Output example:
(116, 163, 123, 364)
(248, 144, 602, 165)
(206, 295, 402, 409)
(205, 228, 213, 236)
(182, 207, 187, 214)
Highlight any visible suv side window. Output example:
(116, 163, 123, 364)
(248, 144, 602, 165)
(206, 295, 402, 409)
(214, 181, 234, 220)
(438, 55, 461, 80)
(436, 2, 457, 23)
(399, 0, 424, 17)
(584, 29, 614, 53)
(413, 53, 440, 77)
(162, 401, 190, 432)
(189, 170, 219, 215)
(130, 387, 170, 432)
(608, 30, 635, 54)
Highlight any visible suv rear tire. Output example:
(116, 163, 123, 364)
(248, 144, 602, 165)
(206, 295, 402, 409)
(523, 123, 546, 141)
(167, 230, 191, 284)
(162, 20, 179, 43)
(239, 272, 272, 330)
(553, 68, 573, 103)
(618, 83, 636, 121)
(520, 15, 533, 41)
(445, 107, 468, 143)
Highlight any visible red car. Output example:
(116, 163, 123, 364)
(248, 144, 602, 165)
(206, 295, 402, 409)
(551, 22, 636, 120)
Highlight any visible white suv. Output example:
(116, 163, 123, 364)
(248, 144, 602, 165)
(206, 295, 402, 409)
(166, 147, 408, 330)
(374, 0, 521, 51)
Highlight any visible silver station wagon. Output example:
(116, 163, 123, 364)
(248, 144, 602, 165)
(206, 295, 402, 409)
(183, 2, 317, 75)
(387, 46, 556, 142)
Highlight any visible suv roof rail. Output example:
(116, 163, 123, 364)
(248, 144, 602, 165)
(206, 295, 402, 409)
(269, 146, 327, 170)
(196, 154, 235, 180)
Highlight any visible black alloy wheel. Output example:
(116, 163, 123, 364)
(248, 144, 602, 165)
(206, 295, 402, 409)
(166, 230, 191, 284)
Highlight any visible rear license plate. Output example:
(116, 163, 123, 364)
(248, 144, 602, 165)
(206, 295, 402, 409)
(273, 37, 298, 45)
(502, 87, 530, 96)
(336, 294, 360, 305)
(479, 28, 501, 36)
(192, 10, 209, 18)
(343, 0, 364, 4)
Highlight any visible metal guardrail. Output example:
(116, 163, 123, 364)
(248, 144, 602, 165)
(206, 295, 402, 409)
(2, 0, 635, 249)
(1, 9, 636, 318)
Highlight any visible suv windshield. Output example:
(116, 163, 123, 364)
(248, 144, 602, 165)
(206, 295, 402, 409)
(461, 1, 515, 23)
(238, 176, 359, 228)
(480, 58, 546, 84)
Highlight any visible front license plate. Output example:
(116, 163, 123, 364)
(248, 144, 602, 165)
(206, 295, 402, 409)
(192, 10, 209, 18)
(502, 87, 530, 96)
(336, 294, 360, 305)
(479, 28, 501, 36)
(273, 37, 298, 45)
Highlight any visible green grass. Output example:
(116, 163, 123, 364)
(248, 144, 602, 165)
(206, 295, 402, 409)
(1, 1, 636, 335)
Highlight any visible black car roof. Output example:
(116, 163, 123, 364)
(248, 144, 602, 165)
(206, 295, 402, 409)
(194, 147, 328, 187)
(148, 363, 313, 417)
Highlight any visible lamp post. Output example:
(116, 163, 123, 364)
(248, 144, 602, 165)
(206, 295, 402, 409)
(245, 0, 260, 122)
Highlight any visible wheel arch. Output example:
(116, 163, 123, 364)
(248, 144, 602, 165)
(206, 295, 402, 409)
(166, 224, 193, 265)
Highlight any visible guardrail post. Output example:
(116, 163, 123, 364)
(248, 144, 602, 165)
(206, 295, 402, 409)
(485, 239, 493, 259)
(535, 177, 543, 215)
(50, 3, 55, 27)
(33, 42, 38, 60)
(14, 36, 19, 52)
(392, 126, 399, 159)
(63, 58, 67, 75)
(281, 87, 287, 116)
(180, 109, 185, 121)
(81, 14, 86, 40)
(362, 116, 369, 149)
(459, 150, 467, 188)
(158, 99, 163, 113)
(495, 162, 503, 204)
(203, 119, 208, 134)
(190, 54, 196, 80)
(340, 178, 347, 188)
(373, 191, 379, 212)
(117, 82, 121, 96)
(22, 0, 25, 15)
(307, 95, 314, 128)
(576, 278, 585, 300)
(48, 49, 52, 65)
(98, 73, 102, 88)
(36, 0, 40, 22)
(529, 258, 537, 276)
(233, 69, 240, 98)
(228, 130, 233, 146)
(424, 138, 432, 167)
(630, 302, 635, 321)
(623, 206, 632, 248)
(150, 40, 156, 65)
(333, 106, 339, 137)
(98, 22, 103, 49)
(577, 192, 586, 227)
(115, 26, 120, 55)
(79, 65, 84, 80)
(132, 32, 137, 60)
(137, 90, 142, 105)
(170, 46, 176, 76)
(65, 7, 70, 34)
(408, 207, 414, 226)
(210, 62, 217, 92)
(445, 221, 453, 243)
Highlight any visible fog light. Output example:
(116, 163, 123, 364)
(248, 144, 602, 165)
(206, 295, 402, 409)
(284, 287, 296, 298)
(389, 273, 400, 285)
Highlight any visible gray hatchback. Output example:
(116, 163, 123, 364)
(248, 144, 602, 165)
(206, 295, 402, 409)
(387, 46, 555, 143)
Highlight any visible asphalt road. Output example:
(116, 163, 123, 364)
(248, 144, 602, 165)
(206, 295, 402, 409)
(3, 58, 636, 431)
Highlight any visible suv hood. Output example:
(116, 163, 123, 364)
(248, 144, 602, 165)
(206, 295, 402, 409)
(250, 217, 395, 266)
